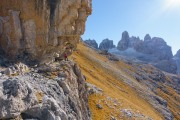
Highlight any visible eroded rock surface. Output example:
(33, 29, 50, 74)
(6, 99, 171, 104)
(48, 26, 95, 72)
(0, 61, 91, 120)
(0, 0, 92, 63)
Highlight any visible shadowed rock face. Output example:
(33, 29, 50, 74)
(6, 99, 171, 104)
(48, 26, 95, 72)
(84, 39, 98, 49)
(144, 34, 151, 42)
(99, 38, 115, 50)
(142, 37, 173, 60)
(115, 31, 177, 74)
(175, 49, 180, 58)
(154, 59, 177, 74)
(174, 49, 180, 74)
(0, 0, 92, 63)
(117, 31, 173, 61)
(117, 31, 130, 51)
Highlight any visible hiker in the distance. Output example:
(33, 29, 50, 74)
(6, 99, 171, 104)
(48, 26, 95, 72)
(64, 53, 68, 61)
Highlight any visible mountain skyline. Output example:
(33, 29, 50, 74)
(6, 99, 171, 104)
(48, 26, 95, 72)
(84, 31, 179, 55)
(82, 0, 180, 55)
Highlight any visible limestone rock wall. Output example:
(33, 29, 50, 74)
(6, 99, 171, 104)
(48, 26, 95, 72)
(0, 0, 92, 62)
(0, 61, 91, 120)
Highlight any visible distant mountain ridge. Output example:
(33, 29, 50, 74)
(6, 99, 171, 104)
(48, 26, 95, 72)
(84, 31, 180, 74)
(117, 31, 173, 61)
(84, 38, 115, 50)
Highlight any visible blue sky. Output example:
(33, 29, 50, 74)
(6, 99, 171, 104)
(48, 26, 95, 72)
(82, 0, 180, 55)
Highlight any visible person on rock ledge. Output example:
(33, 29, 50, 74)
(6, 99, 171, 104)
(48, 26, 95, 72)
(64, 52, 68, 61)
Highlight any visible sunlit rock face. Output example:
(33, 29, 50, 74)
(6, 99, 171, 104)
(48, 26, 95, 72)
(0, 0, 92, 62)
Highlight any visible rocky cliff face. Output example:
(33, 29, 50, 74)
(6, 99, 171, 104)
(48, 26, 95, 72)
(142, 37, 173, 60)
(174, 49, 180, 74)
(99, 38, 115, 50)
(84, 39, 98, 49)
(115, 31, 178, 74)
(154, 59, 177, 74)
(0, 0, 92, 63)
(175, 49, 180, 58)
(0, 1, 92, 119)
(117, 32, 173, 61)
(0, 61, 91, 120)
(117, 31, 130, 51)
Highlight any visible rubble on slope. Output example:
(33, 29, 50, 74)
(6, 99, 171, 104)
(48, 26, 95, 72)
(0, 61, 91, 120)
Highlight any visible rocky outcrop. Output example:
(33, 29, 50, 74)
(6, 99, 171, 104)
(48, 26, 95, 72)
(174, 49, 180, 74)
(144, 34, 151, 42)
(0, 61, 91, 120)
(175, 49, 180, 58)
(0, 0, 92, 63)
(117, 31, 130, 51)
(142, 37, 173, 60)
(99, 38, 115, 50)
(126, 64, 176, 120)
(4, 62, 29, 75)
(115, 31, 177, 74)
(117, 31, 143, 52)
(0, 78, 38, 119)
(154, 59, 177, 74)
(117, 31, 173, 61)
(84, 39, 98, 49)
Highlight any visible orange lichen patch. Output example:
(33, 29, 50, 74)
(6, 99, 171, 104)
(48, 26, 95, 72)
(157, 85, 180, 120)
(36, 91, 44, 103)
(71, 42, 163, 120)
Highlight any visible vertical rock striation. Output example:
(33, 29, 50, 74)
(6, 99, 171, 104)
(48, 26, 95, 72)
(0, 0, 92, 62)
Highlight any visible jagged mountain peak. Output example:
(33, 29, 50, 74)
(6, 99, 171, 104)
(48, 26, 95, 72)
(175, 49, 180, 58)
(144, 34, 151, 41)
(84, 39, 98, 49)
(99, 38, 115, 50)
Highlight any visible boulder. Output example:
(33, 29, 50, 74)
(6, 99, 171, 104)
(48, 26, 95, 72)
(86, 83, 103, 95)
(108, 54, 119, 61)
